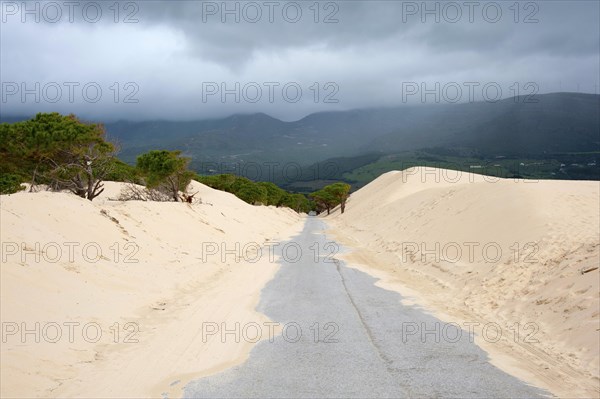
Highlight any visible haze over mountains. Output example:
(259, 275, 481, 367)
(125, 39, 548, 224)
(3, 93, 599, 186)
(105, 93, 599, 164)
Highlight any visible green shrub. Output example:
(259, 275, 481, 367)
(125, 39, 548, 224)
(0, 174, 25, 195)
(197, 173, 312, 212)
(105, 158, 141, 183)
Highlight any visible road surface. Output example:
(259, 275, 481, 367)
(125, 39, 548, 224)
(184, 218, 548, 398)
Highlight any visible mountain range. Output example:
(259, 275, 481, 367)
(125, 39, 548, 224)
(2, 92, 598, 188)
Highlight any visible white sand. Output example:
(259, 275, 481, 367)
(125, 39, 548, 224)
(2, 169, 598, 398)
(327, 167, 600, 398)
(0, 181, 303, 398)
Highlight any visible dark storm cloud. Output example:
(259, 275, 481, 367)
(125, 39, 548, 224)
(0, 0, 598, 121)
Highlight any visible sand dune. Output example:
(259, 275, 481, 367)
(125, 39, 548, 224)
(2, 169, 598, 398)
(0, 181, 303, 398)
(327, 167, 600, 398)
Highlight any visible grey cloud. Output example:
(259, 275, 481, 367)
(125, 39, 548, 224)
(0, 0, 598, 121)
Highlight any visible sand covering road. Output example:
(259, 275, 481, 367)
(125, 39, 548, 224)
(327, 167, 600, 398)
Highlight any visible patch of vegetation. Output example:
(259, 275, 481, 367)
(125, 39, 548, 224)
(310, 182, 351, 215)
(1, 113, 315, 213)
(136, 150, 196, 202)
(105, 158, 142, 184)
(197, 174, 313, 213)
(0, 113, 116, 200)
(0, 173, 25, 195)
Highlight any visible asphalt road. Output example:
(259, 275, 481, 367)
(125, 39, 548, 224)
(184, 218, 549, 398)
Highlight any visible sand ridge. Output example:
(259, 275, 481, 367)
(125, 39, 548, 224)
(2, 169, 598, 398)
(0, 180, 304, 398)
(326, 167, 600, 398)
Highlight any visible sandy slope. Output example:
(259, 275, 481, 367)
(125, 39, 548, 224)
(327, 167, 600, 398)
(0, 181, 303, 398)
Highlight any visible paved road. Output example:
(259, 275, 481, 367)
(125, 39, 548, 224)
(184, 218, 549, 398)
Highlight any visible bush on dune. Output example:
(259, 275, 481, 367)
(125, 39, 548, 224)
(135, 150, 196, 202)
(197, 174, 312, 213)
(311, 182, 351, 214)
(0, 174, 25, 195)
(0, 113, 116, 200)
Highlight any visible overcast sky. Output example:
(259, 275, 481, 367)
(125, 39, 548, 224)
(1, 0, 598, 121)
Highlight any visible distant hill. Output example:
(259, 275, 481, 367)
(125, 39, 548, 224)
(3, 93, 598, 186)
(104, 109, 418, 168)
(367, 93, 600, 156)
(109, 92, 600, 169)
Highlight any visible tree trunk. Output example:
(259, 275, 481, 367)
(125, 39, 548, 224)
(86, 163, 95, 200)
(29, 165, 39, 192)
